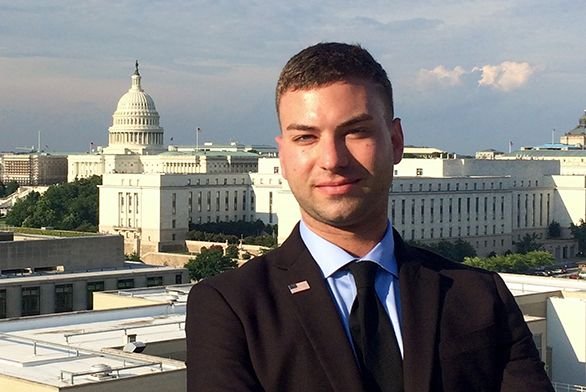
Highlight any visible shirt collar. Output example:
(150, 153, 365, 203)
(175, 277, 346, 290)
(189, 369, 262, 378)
(299, 220, 398, 279)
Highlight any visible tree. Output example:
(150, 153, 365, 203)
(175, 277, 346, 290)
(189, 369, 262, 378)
(464, 251, 554, 273)
(570, 219, 586, 253)
(514, 233, 543, 254)
(5, 191, 40, 226)
(185, 246, 238, 281)
(4, 175, 100, 231)
(0, 180, 19, 198)
(409, 239, 476, 262)
(548, 221, 561, 238)
(225, 244, 239, 259)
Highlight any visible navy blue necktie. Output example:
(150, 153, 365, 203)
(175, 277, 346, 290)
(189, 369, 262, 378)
(348, 261, 403, 392)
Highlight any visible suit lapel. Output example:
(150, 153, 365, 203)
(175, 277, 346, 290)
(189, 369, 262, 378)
(395, 235, 441, 392)
(273, 228, 364, 392)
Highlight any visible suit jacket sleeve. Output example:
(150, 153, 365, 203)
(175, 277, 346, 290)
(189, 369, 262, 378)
(493, 273, 554, 392)
(186, 280, 263, 392)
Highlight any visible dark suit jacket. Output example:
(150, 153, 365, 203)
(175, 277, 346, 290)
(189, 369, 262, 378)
(186, 227, 554, 391)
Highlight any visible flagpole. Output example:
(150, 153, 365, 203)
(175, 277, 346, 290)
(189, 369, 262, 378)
(195, 127, 201, 172)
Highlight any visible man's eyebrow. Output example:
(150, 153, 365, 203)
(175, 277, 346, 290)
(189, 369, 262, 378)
(285, 123, 316, 132)
(336, 113, 373, 129)
(285, 113, 373, 132)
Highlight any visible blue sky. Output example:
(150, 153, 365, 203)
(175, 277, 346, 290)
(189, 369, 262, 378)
(0, 0, 584, 154)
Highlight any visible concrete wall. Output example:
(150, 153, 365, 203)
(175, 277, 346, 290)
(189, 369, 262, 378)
(0, 268, 187, 317)
(547, 295, 586, 385)
(93, 292, 161, 310)
(0, 235, 124, 272)
(141, 252, 192, 268)
(0, 375, 56, 392)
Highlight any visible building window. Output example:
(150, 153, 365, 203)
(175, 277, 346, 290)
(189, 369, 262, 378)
(269, 192, 273, 224)
(146, 276, 164, 287)
(216, 191, 221, 211)
(87, 281, 104, 310)
(172, 193, 177, 215)
(117, 279, 135, 290)
(22, 287, 40, 316)
(55, 284, 73, 313)
(172, 219, 176, 229)
(0, 290, 6, 319)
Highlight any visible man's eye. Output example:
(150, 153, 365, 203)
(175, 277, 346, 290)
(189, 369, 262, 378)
(347, 128, 369, 137)
(293, 135, 316, 143)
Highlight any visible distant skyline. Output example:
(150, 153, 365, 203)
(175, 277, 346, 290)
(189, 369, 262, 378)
(0, 0, 584, 154)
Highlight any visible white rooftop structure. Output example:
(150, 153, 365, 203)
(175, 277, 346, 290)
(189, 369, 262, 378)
(0, 290, 187, 391)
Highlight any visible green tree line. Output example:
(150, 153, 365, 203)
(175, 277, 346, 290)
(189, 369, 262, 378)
(464, 251, 555, 273)
(5, 176, 100, 232)
(187, 220, 277, 247)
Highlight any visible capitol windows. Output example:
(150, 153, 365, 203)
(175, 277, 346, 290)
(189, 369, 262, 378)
(216, 191, 221, 212)
(269, 192, 274, 223)
(539, 194, 543, 226)
(234, 191, 238, 210)
(410, 199, 415, 224)
(172, 193, 177, 215)
(430, 199, 434, 223)
(198, 192, 202, 212)
(416, 168, 423, 176)
(225, 192, 229, 211)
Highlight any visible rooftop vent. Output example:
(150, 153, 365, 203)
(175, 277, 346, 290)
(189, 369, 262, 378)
(89, 364, 115, 380)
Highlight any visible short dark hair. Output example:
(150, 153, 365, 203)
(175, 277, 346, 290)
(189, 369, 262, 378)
(276, 42, 393, 117)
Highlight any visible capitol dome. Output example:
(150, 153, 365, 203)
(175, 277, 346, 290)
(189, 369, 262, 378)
(106, 61, 165, 154)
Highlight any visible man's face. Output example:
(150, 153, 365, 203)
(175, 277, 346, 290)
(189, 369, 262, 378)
(276, 79, 404, 232)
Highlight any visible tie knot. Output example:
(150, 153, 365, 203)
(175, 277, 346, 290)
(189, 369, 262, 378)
(347, 261, 378, 289)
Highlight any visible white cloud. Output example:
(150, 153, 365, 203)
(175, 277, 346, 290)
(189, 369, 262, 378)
(416, 65, 467, 87)
(417, 61, 535, 91)
(473, 61, 534, 91)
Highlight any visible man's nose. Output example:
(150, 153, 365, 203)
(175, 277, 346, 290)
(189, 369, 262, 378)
(318, 137, 349, 170)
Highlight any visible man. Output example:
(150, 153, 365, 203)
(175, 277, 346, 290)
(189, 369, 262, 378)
(186, 42, 554, 391)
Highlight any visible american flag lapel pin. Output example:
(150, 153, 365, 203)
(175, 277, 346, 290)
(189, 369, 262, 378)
(288, 280, 311, 294)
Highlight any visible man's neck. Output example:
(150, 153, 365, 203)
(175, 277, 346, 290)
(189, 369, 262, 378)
(300, 214, 389, 258)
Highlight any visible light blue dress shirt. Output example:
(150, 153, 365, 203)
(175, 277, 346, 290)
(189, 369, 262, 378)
(299, 220, 404, 357)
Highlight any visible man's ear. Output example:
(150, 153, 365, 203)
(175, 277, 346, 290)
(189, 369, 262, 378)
(275, 135, 288, 180)
(391, 118, 404, 165)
